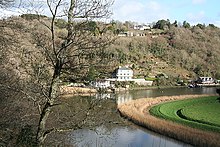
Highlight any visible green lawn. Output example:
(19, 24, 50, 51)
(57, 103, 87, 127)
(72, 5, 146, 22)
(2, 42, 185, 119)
(149, 96, 220, 133)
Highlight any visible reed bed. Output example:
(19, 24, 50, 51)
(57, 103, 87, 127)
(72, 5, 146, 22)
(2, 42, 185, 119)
(118, 94, 220, 147)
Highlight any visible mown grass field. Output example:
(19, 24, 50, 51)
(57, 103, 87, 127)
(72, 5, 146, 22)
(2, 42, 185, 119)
(150, 96, 220, 133)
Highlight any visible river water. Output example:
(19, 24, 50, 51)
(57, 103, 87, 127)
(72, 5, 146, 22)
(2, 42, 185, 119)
(46, 87, 219, 146)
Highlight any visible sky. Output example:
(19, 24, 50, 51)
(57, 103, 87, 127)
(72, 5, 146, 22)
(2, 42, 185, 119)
(1, 0, 220, 27)
(112, 0, 220, 26)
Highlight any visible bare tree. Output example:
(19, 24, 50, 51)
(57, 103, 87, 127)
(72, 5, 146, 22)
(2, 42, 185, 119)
(10, 0, 115, 145)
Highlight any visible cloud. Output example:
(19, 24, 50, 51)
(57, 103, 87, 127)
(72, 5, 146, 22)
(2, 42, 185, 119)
(192, 0, 206, 4)
(112, 0, 169, 23)
(186, 11, 206, 23)
(118, 1, 144, 16)
(0, 8, 22, 18)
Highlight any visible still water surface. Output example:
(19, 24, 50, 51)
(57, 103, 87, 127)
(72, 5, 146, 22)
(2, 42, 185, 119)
(49, 87, 219, 147)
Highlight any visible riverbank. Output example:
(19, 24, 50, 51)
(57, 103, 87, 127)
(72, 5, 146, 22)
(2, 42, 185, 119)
(60, 84, 220, 95)
(117, 94, 220, 147)
(60, 86, 97, 95)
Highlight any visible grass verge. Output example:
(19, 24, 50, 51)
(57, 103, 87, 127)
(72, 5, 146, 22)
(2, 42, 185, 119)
(150, 96, 220, 133)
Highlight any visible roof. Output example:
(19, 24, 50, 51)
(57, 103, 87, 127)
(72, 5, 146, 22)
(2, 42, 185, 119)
(118, 67, 132, 70)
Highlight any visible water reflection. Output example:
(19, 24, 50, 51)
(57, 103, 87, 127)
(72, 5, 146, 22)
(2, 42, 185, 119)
(116, 87, 219, 105)
(127, 87, 219, 100)
(95, 93, 113, 99)
(116, 91, 133, 105)
(46, 87, 218, 146)
(67, 126, 191, 147)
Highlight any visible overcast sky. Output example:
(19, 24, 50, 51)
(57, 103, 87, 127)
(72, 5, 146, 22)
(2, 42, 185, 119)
(112, 0, 220, 26)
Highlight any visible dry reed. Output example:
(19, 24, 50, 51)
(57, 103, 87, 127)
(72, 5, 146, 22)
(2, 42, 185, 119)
(118, 94, 220, 147)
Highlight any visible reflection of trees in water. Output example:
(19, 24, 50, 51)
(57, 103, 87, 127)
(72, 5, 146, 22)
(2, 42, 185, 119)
(68, 126, 120, 147)
(65, 125, 189, 147)
(44, 95, 129, 146)
(66, 125, 143, 147)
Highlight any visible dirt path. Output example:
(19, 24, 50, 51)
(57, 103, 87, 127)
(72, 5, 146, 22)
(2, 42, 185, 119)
(118, 94, 220, 147)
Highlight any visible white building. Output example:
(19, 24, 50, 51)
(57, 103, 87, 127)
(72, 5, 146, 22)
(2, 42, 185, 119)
(116, 66, 133, 81)
(198, 77, 215, 84)
(134, 25, 151, 30)
(92, 80, 111, 88)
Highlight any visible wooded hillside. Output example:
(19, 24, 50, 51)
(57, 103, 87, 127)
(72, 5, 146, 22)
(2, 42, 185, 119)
(1, 16, 220, 86)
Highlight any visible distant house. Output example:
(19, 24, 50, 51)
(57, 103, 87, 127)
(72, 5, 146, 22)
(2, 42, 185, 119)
(92, 79, 111, 88)
(197, 77, 215, 84)
(118, 31, 134, 37)
(134, 25, 151, 30)
(115, 66, 133, 81)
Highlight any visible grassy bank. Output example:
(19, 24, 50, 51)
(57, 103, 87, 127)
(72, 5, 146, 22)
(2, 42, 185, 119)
(117, 95, 220, 147)
(150, 96, 220, 133)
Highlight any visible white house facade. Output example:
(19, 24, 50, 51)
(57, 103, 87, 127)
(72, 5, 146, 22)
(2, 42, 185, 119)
(116, 66, 133, 81)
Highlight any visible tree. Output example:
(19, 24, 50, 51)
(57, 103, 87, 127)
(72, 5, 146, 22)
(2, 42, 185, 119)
(85, 66, 98, 81)
(172, 20, 178, 27)
(196, 23, 205, 29)
(208, 24, 217, 29)
(183, 21, 190, 28)
(7, 0, 114, 145)
(153, 19, 171, 30)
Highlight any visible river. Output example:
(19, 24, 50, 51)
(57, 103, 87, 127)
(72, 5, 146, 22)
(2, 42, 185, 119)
(45, 87, 219, 146)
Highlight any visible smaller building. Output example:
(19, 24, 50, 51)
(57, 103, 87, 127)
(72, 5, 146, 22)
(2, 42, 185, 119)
(132, 79, 153, 86)
(118, 31, 134, 37)
(197, 77, 215, 84)
(92, 79, 111, 89)
(134, 25, 151, 30)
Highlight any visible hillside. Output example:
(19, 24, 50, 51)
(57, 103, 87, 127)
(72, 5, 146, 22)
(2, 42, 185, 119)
(106, 24, 220, 85)
(1, 16, 220, 86)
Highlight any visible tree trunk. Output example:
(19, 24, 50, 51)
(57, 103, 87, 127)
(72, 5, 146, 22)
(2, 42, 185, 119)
(36, 67, 60, 146)
(36, 102, 52, 145)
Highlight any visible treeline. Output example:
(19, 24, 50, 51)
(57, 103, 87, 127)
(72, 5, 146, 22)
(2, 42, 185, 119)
(153, 19, 218, 30)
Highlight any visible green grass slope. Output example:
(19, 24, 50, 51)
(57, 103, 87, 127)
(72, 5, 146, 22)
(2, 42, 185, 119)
(150, 96, 220, 133)
(181, 102, 220, 127)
